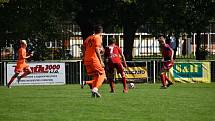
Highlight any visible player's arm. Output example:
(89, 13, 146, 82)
(95, 36, 105, 67)
(96, 47, 105, 67)
(21, 50, 32, 59)
(170, 47, 174, 61)
(104, 47, 109, 64)
(118, 48, 127, 68)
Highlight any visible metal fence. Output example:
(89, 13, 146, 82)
(0, 62, 4, 86)
(1, 32, 215, 61)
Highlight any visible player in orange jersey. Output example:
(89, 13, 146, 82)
(7, 40, 33, 88)
(82, 25, 106, 98)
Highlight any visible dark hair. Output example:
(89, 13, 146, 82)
(94, 25, 103, 34)
(109, 37, 116, 45)
(158, 34, 165, 39)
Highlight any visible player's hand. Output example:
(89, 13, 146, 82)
(29, 51, 34, 57)
(124, 64, 128, 68)
(123, 62, 128, 68)
(101, 61, 105, 68)
(161, 58, 164, 62)
(171, 58, 174, 62)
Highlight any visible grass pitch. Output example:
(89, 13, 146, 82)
(0, 83, 215, 121)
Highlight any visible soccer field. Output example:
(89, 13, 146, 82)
(0, 83, 215, 121)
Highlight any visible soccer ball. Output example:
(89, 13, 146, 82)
(128, 83, 135, 89)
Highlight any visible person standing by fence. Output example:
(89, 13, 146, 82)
(168, 33, 178, 60)
(7, 40, 33, 88)
(158, 35, 174, 89)
(82, 25, 106, 98)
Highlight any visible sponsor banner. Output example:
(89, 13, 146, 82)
(115, 66, 148, 79)
(169, 62, 211, 83)
(7, 62, 66, 85)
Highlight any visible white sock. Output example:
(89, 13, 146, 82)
(92, 87, 98, 92)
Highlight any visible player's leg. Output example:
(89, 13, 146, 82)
(160, 61, 170, 88)
(116, 63, 128, 93)
(7, 72, 19, 88)
(165, 74, 173, 87)
(81, 80, 93, 89)
(7, 64, 23, 87)
(85, 62, 103, 97)
(164, 61, 174, 87)
(107, 63, 115, 92)
(19, 66, 32, 79)
(84, 64, 97, 90)
(160, 71, 167, 88)
(91, 62, 105, 98)
(91, 74, 103, 98)
(108, 73, 115, 93)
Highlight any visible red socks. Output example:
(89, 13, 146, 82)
(160, 73, 166, 86)
(122, 77, 127, 90)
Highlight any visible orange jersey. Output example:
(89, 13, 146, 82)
(15, 47, 28, 72)
(83, 34, 102, 64)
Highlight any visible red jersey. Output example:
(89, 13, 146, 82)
(162, 44, 173, 61)
(105, 44, 122, 64)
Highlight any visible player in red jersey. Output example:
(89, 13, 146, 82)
(158, 35, 174, 89)
(7, 40, 33, 88)
(104, 37, 128, 93)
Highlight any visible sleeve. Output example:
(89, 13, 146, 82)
(117, 46, 122, 55)
(94, 36, 102, 48)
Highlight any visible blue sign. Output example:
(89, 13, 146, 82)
(173, 63, 203, 78)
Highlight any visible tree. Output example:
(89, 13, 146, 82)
(184, 0, 215, 60)
(0, 0, 65, 60)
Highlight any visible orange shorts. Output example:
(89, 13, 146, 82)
(84, 61, 105, 75)
(15, 62, 29, 73)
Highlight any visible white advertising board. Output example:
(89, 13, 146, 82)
(7, 62, 66, 86)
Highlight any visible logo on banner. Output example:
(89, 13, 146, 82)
(7, 63, 66, 85)
(173, 63, 203, 78)
(30, 64, 61, 74)
(115, 67, 148, 79)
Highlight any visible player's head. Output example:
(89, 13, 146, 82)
(109, 37, 116, 45)
(158, 35, 166, 47)
(20, 40, 27, 47)
(94, 25, 103, 34)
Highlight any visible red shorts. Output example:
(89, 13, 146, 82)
(106, 62, 124, 74)
(84, 61, 105, 75)
(162, 61, 174, 71)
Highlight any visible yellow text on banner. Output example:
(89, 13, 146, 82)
(168, 62, 211, 83)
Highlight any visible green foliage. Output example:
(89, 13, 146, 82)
(1, 0, 214, 60)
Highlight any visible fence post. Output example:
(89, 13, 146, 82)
(4, 62, 7, 86)
(146, 61, 148, 83)
(79, 60, 82, 85)
(153, 60, 156, 84)
(193, 33, 196, 56)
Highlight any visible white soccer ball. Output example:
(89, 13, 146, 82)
(128, 83, 135, 89)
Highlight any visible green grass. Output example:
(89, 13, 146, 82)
(0, 83, 215, 121)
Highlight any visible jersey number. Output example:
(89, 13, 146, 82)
(109, 46, 114, 54)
